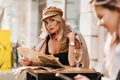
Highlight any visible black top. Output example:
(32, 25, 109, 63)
(45, 36, 69, 65)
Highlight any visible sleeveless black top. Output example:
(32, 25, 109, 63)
(45, 36, 69, 65)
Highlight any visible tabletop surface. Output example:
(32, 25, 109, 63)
(26, 66, 97, 74)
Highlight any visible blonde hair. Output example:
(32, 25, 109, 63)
(110, 23, 120, 50)
(42, 15, 70, 52)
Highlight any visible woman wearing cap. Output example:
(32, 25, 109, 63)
(89, 0, 120, 80)
(20, 6, 90, 68)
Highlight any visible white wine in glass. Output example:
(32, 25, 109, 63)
(73, 49, 83, 69)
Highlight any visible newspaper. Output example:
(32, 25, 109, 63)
(17, 47, 65, 68)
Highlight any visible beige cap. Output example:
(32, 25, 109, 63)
(42, 6, 63, 21)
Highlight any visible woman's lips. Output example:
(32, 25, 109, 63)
(49, 28, 54, 31)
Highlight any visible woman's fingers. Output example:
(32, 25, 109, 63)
(67, 31, 76, 41)
(74, 74, 90, 80)
(20, 57, 32, 66)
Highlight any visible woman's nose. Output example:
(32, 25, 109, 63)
(97, 19, 104, 27)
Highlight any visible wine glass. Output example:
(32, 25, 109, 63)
(73, 49, 83, 69)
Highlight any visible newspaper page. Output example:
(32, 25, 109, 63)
(17, 47, 65, 68)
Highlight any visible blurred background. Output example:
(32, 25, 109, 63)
(0, 0, 106, 80)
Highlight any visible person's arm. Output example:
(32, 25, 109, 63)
(67, 32, 80, 66)
(39, 42, 46, 55)
(74, 74, 90, 80)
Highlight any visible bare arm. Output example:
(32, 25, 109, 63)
(67, 32, 80, 66)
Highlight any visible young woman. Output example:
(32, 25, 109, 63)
(90, 0, 120, 80)
(74, 0, 120, 80)
(20, 6, 90, 68)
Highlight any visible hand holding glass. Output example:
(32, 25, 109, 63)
(73, 49, 83, 69)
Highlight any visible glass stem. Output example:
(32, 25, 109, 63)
(76, 63, 79, 68)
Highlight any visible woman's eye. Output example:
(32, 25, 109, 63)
(50, 19, 55, 22)
(45, 22, 48, 25)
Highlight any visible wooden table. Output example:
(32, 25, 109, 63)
(26, 66, 102, 80)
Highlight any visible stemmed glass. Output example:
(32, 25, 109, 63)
(73, 48, 83, 69)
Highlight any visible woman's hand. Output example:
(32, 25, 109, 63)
(67, 31, 76, 41)
(74, 74, 90, 80)
(19, 57, 32, 66)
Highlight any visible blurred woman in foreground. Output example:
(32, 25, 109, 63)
(90, 0, 120, 80)
(75, 0, 120, 80)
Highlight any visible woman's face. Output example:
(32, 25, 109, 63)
(44, 17, 60, 34)
(93, 6, 120, 34)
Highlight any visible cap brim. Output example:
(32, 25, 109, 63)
(42, 13, 59, 21)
